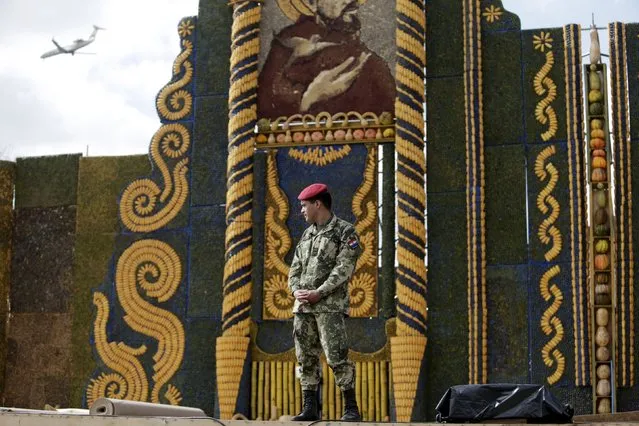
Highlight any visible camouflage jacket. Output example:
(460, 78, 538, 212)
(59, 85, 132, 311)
(288, 214, 362, 314)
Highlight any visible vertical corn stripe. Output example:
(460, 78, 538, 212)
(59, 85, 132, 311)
(563, 24, 589, 386)
(463, 0, 487, 384)
(216, 1, 261, 419)
(609, 22, 634, 387)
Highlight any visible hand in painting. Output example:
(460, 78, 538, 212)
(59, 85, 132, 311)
(300, 52, 371, 112)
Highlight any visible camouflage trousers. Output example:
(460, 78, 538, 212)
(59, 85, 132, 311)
(293, 312, 355, 391)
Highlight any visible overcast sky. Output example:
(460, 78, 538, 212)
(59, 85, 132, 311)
(0, 0, 637, 161)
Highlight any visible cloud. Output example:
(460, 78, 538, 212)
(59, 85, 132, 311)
(0, 0, 198, 161)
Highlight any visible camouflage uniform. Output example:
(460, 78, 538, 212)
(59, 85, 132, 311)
(288, 214, 362, 391)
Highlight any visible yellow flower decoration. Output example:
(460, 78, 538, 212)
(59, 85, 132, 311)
(264, 275, 294, 319)
(178, 20, 195, 38)
(162, 132, 189, 158)
(349, 272, 375, 317)
(533, 31, 554, 52)
(482, 5, 503, 23)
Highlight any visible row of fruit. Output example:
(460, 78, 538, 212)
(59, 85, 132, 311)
(256, 127, 395, 145)
(588, 64, 613, 415)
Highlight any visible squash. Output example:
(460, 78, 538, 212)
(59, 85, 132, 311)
(595, 223, 610, 236)
(595, 239, 609, 254)
(590, 102, 604, 115)
(589, 71, 601, 90)
(591, 129, 606, 139)
(595, 273, 610, 284)
(595, 191, 607, 207)
(595, 207, 608, 225)
(597, 364, 611, 379)
(592, 149, 606, 158)
(596, 326, 610, 346)
(590, 138, 606, 149)
(591, 118, 604, 129)
(596, 346, 610, 361)
(596, 379, 611, 396)
(598, 398, 611, 414)
(589, 90, 603, 103)
(595, 254, 610, 270)
(592, 157, 607, 168)
(596, 308, 609, 326)
(592, 168, 607, 182)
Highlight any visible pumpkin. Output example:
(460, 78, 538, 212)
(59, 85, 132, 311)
(592, 168, 607, 182)
(596, 308, 609, 326)
(596, 326, 610, 346)
(592, 149, 606, 158)
(597, 364, 611, 379)
(592, 157, 607, 168)
(591, 129, 606, 139)
(595, 239, 609, 254)
(595, 223, 610, 236)
(590, 102, 604, 115)
(595, 207, 608, 225)
(595, 273, 610, 284)
(596, 346, 610, 361)
(595, 254, 610, 270)
(598, 398, 611, 414)
(590, 138, 606, 149)
(591, 118, 604, 129)
(596, 379, 611, 396)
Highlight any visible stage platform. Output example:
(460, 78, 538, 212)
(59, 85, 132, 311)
(2, 412, 639, 426)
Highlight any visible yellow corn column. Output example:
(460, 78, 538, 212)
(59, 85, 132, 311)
(375, 362, 381, 421)
(361, 362, 368, 420)
(381, 362, 388, 421)
(270, 362, 276, 419)
(283, 362, 289, 415)
(257, 362, 264, 420)
(355, 362, 362, 412)
(276, 361, 283, 417)
(288, 362, 295, 415)
(295, 371, 301, 414)
(367, 362, 375, 420)
(328, 367, 335, 419)
(336, 379, 342, 419)
(251, 363, 257, 419)
(322, 362, 329, 419)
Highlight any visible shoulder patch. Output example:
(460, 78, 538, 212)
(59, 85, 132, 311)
(347, 236, 359, 249)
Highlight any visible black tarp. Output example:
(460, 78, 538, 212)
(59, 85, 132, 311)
(435, 384, 574, 423)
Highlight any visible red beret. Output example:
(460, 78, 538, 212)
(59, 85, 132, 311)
(298, 183, 329, 200)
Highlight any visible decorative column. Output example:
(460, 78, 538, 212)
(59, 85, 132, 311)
(216, 0, 261, 419)
(391, 0, 428, 421)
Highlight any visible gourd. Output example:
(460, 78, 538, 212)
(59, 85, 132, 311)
(596, 346, 610, 361)
(590, 102, 604, 115)
(591, 129, 605, 139)
(591, 118, 603, 129)
(594, 223, 610, 236)
(596, 379, 611, 396)
(589, 71, 601, 90)
(596, 308, 609, 326)
(596, 326, 610, 346)
(596, 364, 611, 379)
(595, 239, 609, 253)
(590, 138, 605, 149)
(598, 398, 611, 414)
(592, 149, 606, 158)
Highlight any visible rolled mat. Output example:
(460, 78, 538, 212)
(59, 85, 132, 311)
(89, 398, 206, 417)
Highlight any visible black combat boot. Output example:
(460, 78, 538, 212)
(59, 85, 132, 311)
(340, 388, 361, 421)
(292, 390, 320, 421)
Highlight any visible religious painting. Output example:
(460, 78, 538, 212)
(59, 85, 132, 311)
(257, 0, 396, 118)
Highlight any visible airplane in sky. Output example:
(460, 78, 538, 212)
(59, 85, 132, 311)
(40, 25, 105, 59)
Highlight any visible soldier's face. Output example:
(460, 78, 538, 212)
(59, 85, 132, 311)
(301, 200, 320, 224)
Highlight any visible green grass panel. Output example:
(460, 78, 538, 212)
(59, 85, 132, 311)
(483, 30, 524, 146)
(522, 28, 567, 146)
(486, 264, 528, 383)
(425, 191, 468, 415)
(10, 206, 76, 313)
(76, 156, 150, 235)
(70, 232, 119, 407)
(15, 154, 80, 209)
(426, 76, 467, 193)
(195, 2, 231, 96)
(485, 145, 527, 265)
(426, 0, 464, 77)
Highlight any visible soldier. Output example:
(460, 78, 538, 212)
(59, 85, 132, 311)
(288, 183, 362, 422)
